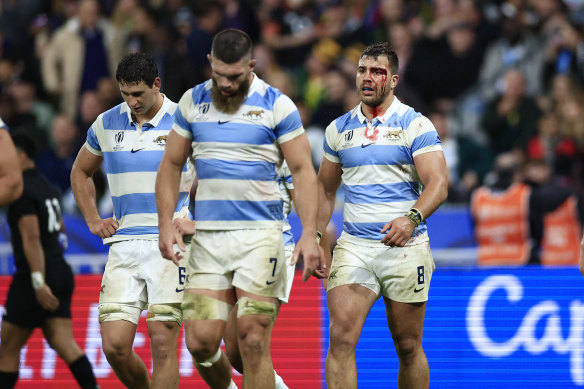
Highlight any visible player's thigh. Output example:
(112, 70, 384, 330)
(384, 298, 427, 344)
(327, 283, 377, 340)
(0, 320, 33, 355)
(100, 320, 138, 353)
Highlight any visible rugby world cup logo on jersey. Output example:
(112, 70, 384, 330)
(342, 130, 354, 148)
(113, 131, 125, 151)
(199, 104, 210, 114)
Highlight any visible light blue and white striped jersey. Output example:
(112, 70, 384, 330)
(0, 117, 7, 129)
(278, 162, 294, 247)
(85, 96, 195, 244)
(323, 97, 442, 244)
(172, 74, 304, 230)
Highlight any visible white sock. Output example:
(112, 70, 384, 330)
(227, 379, 238, 389)
(274, 371, 289, 389)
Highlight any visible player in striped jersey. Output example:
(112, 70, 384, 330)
(172, 163, 295, 388)
(0, 117, 23, 206)
(156, 29, 323, 389)
(71, 53, 194, 388)
(317, 42, 448, 389)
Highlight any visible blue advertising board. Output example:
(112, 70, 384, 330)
(322, 267, 584, 388)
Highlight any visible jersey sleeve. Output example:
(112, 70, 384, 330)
(173, 88, 195, 140)
(406, 116, 443, 158)
(9, 195, 38, 221)
(274, 94, 304, 144)
(323, 120, 341, 164)
(85, 114, 104, 156)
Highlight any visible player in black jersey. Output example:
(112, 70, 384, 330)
(0, 132, 99, 389)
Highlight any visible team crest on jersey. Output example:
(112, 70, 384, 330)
(113, 131, 125, 151)
(384, 130, 402, 140)
(244, 110, 264, 119)
(154, 135, 167, 146)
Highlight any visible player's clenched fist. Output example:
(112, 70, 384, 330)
(87, 218, 119, 239)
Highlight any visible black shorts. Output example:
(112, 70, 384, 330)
(2, 262, 75, 328)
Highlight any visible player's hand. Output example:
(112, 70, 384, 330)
(293, 233, 326, 282)
(87, 218, 119, 239)
(159, 223, 185, 266)
(380, 216, 415, 247)
(173, 217, 196, 236)
(35, 285, 60, 312)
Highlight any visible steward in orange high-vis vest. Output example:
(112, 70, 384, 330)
(471, 183, 532, 266)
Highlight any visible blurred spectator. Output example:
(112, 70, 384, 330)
(478, 14, 545, 100)
(480, 69, 542, 154)
(77, 90, 105, 134)
(405, 20, 486, 112)
(96, 77, 123, 111)
(252, 42, 279, 79)
(264, 68, 297, 100)
(8, 80, 55, 139)
(156, 9, 200, 102)
(261, 0, 320, 68)
(41, 0, 120, 119)
(299, 37, 341, 112)
(220, 0, 261, 42)
(187, 0, 224, 85)
(544, 17, 584, 84)
(430, 110, 492, 203)
(123, 6, 158, 54)
(311, 68, 352, 129)
(36, 115, 82, 195)
(526, 112, 578, 187)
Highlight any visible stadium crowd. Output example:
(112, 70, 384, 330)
(1, 0, 584, 211)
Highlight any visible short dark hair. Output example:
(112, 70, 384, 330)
(211, 29, 252, 64)
(361, 42, 399, 76)
(115, 52, 158, 86)
(11, 131, 37, 160)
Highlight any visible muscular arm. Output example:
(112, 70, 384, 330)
(70, 147, 118, 238)
(381, 150, 448, 246)
(18, 214, 59, 311)
(155, 130, 191, 265)
(316, 157, 342, 286)
(410, 150, 449, 219)
(280, 134, 324, 281)
(0, 131, 23, 206)
(316, 157, 342, 234)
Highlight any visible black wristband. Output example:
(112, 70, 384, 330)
(405, 208, 423, 228)
(316, 230, 323, 244)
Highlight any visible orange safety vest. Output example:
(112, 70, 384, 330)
(471, 183, 531, 266)
(541, 196, 582, 266)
